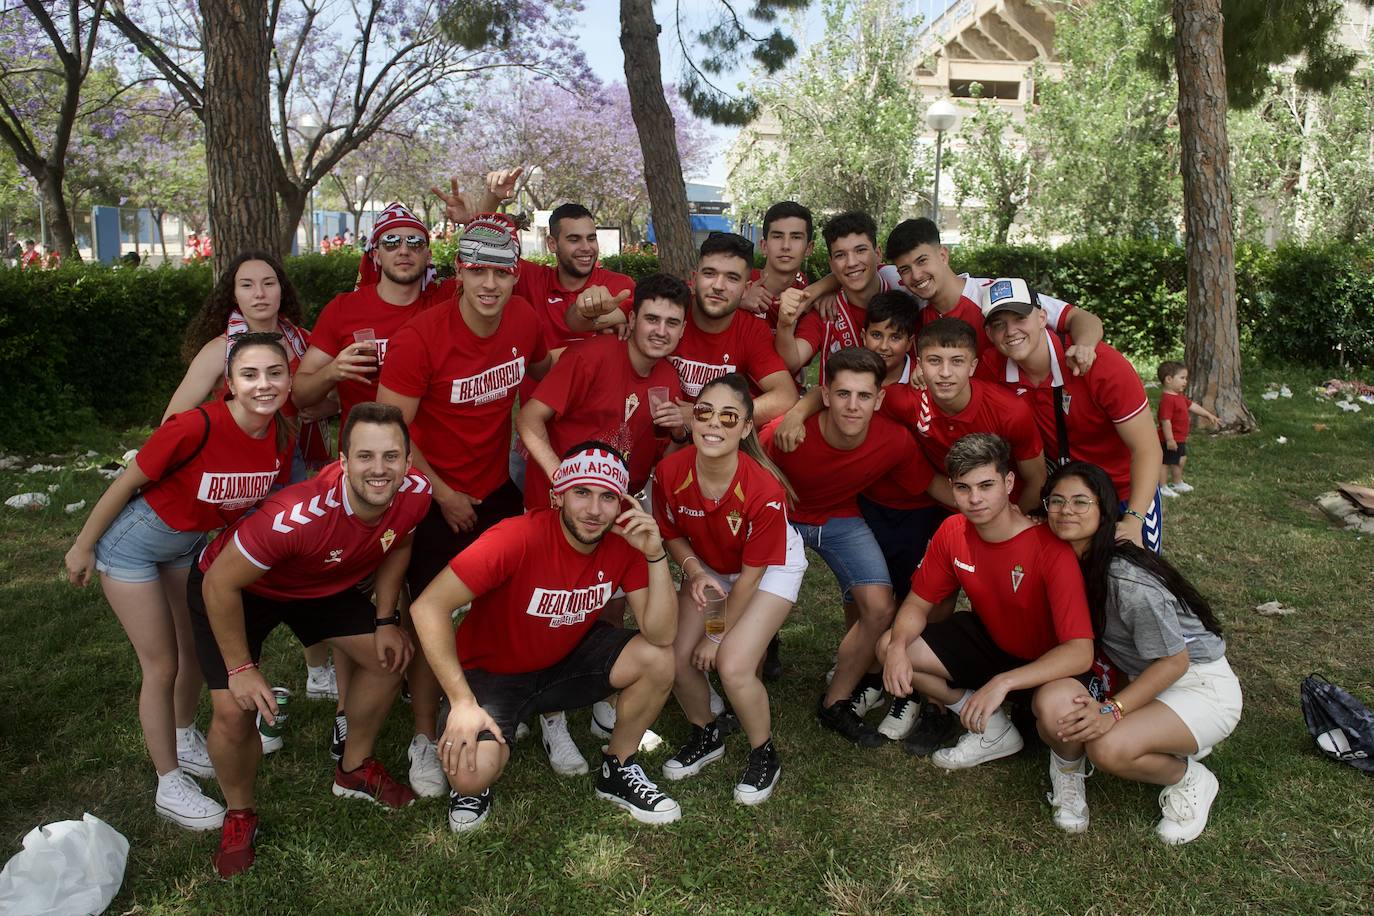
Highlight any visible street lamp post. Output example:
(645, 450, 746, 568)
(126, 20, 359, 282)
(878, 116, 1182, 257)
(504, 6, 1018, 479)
(298, 114, 322, 252)
(925, 99, 959, 226)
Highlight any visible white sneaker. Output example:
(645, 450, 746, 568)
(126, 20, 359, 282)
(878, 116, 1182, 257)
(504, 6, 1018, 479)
(1172, 481, 1194, 494)
(305, 663, 338, 700)
(877, 696, 919, 740)
(931, 709, 1024, 770)
(851, 685, 885, 718)
(176, 726, 215, 779)
(1156, 759, 1219, 845)
(1047, 753, 1090, 833)
(590, 700, 665, 753)
(541, 713, 589, 776)
(407, 734, 448, 798)
(515, 721, 530, 743)
(155, 770, 225, 831)
(709, 683, 725, 718)
(1160, 485, 1180, 498)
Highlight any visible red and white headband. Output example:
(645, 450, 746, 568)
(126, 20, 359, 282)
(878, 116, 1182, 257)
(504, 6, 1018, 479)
(550, 448, 629, 496)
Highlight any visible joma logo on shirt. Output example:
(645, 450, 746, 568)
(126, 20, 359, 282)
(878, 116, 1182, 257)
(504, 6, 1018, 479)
(197, 471, 278, 509)
(450, 356, 526, 406)
(668, 357, 736, 396)
(526, 582, 614, 628)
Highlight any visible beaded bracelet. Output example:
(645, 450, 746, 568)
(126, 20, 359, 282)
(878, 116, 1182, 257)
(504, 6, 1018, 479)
(227, 660, 257, 678)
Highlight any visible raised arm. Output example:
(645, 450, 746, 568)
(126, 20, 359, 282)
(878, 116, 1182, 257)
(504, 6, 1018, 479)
(163, 337, 225, 421)
(751, 370, 800, 425)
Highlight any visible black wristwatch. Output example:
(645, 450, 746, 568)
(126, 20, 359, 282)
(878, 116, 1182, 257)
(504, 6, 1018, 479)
(374, 615, 401, 628)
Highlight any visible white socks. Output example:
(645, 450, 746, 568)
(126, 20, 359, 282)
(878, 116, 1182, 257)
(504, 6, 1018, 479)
(946, 691, 974, 715)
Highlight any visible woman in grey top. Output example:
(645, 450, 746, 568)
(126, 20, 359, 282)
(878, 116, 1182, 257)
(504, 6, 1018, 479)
(1039, 462, 1242, 845)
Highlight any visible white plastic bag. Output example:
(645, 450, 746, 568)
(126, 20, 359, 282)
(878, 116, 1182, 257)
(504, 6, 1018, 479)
(0, 813, 129, 916)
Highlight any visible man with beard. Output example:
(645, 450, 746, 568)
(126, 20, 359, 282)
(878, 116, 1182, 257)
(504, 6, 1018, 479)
(409, 443, 682, 832)
(189, 404, 433, 876)
(294, 203, 450, 429)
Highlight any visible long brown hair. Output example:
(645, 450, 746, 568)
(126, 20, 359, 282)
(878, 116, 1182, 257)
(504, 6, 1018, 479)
(226, 331, 297, 454)
(697, 373, 797, 508)
(183, 251, 303, 362)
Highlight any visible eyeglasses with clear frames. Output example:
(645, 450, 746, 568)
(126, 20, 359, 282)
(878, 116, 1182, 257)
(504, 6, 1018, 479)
(378, 233, 428, 251)
(692, 403, 743, 428)
(1043, 495, 1098, 514)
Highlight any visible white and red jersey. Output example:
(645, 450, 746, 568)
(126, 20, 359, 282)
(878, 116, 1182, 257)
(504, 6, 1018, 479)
(524, 335, 680, 508)
(514, 259, 636, 352)
(883, 378, 1043, 500)
(761, 413, 935, 526)
(748, 267, 809, 330)
(381, 298, 548, 499)
(200, 462, 432, 601)
(915, 275, 1075, 356)
(451, 509, 649, 674)
(652, 447, 789, 575)
(976, 334, 1148, 501)
(910, 515, 1094, 661)
(307, 284, 446, 423)
(137, 399, 291, 532)
(669, 311, 789, 400)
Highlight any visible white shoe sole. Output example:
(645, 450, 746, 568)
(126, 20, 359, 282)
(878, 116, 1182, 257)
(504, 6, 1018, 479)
(331, 783, 414, 809)
(1157, 773, 1218, 845)
(178, 757, 216, 779)
(543, 742, 590, 776)
(877, 708, 917, 740)
(931, 729, 1024, 770)
(155, 801, 225, 831)
(734, 769, 779, 806)
(408, 771, 449, 798)
(662, 745, 724, 781)
(306, 686, 338, 700)
(448, 807, 490, 833)
(590, 718, 614, 740)
(1053, 814, 1090, 834)
(595, 790, 682, 824)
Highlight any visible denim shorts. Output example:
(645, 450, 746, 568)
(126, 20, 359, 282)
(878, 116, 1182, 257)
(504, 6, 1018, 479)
(789, 514, 891, 603)
(94, 496, 206, 584)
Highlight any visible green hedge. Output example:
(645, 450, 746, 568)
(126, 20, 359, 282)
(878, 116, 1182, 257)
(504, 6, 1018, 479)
(1, 242, 1370, 451)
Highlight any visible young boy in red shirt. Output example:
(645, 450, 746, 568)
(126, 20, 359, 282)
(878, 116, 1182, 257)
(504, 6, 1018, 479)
(1155, 361, 1219, 497)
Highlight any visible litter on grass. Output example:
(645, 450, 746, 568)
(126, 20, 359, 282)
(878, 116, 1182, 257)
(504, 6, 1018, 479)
(5, 493, 50, 510)
(1255, 601, 1297, 617)
(25, 464, 61, 473)
(1276, 436, 1289, 444)
(64, 501, 85, 514)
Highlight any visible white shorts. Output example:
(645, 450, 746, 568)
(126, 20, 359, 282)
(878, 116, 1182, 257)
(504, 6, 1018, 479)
(1156, 655, 1243, 753)
(695, 524, 808, 604)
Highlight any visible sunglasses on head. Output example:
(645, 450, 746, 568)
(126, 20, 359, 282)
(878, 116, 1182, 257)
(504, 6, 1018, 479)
(692, 403, 743, 428)
(378, 233, 427, 251)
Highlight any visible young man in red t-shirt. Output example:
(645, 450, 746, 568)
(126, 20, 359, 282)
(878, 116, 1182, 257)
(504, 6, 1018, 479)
(762, 347, 949, 747)
(1155, 360, 1219, 497)
(974, 278, 1164, 553)
(19, 238, 41, 269)
(409, 444, 682, 832)
(189, 404, 433, 877)
(379, 214, 553, 756)
(880, 433, 1094, 773)
(294, 203, 452, 430)
(740, 201, 814, 328)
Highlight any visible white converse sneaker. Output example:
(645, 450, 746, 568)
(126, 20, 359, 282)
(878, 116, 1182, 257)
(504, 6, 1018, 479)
(1047, 753, 1090, 833)
(877, 696, 919, 740)
(850, 684, 885, 718)
(155, 770, 225, 831)
(709, 683, 725, 718)
(407, 734, 448, 798)
(931, 709, 1024, 770)
(1160, 485, 1180, 498)
(176, 726, 215, 779)
(590, 700, 663, 753)
(541, 713, 589, 776)
(1172, 481, 1195, 494)
(305, 663, 338, 700)
(1156, 759, 1219, 845)
(448, 787, 492, 832)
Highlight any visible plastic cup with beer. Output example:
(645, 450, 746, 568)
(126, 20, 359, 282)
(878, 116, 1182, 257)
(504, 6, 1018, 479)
(353, 327, 379, 369)
(648, 385, 673, 440)
(703, 583, 727, 638)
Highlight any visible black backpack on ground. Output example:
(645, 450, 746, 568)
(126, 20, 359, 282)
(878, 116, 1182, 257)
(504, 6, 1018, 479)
(1301, 674, 1374, 775)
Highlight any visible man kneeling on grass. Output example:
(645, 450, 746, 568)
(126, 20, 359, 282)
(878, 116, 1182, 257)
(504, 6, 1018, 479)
(879, 433, 1095, 769)
(409, 442, 682, 832)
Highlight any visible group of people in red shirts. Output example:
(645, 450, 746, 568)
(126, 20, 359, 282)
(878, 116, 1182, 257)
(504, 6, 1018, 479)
(65, 169, 1242, 879)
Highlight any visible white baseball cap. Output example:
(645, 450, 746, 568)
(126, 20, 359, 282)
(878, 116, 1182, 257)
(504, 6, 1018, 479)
(978, 278, 1037, 323)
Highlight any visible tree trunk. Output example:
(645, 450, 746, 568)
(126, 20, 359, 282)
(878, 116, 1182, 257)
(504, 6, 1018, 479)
(620, 0, 694, 279)
(37, 171, 78, 259)
(201, 0, 280, 271)
(155, 208, 169, 260)
(1173, 0, 1255, 431)
(278, 183, 308, 254)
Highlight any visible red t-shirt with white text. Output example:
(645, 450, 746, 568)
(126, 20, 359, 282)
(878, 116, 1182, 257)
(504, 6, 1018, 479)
(669, 311, 790, 400)
(1157, 392, 1191, 443)
(525, 335, 681, 507)
(761, 413, 935, 525)
(381, 298, 548, 499)
(910, 515, 1093, 661)
(515, 258, 635, 352)
(452, 509, 649, 674)
(138, 399, 290, 532)
(652, 447, 788, 574)
(975, 333, 1148, 501)
(200, 462, 432, 601)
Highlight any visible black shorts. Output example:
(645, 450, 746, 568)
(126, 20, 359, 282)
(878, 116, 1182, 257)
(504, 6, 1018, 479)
(188, 566, 377, 689)
(922, 611, 1095, 704)
(1162, 442, 1187, 465)
(407, 478, 523, 599)
(858, 498, 948, 602)
(463, 622, 638, 745)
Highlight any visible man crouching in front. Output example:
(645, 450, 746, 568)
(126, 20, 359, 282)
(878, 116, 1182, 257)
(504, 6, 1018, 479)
(409, 441, 681, 831)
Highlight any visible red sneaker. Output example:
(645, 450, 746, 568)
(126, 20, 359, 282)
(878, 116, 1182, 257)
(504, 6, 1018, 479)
(332, 757, 418, 809)
(212, 809, 258, 878)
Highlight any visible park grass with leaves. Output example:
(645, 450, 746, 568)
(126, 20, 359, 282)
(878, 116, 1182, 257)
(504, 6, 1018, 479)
(2, 365, 1372, 914)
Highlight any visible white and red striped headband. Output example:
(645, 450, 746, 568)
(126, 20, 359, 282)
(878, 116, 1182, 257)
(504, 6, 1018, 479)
(551, 448, 629, 496)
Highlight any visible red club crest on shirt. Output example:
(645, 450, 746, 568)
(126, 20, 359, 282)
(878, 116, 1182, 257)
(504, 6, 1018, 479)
(1011, 564, 1025, 593)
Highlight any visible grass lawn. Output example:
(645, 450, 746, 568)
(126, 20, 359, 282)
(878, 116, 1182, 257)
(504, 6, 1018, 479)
(2, 364, 1372, 914)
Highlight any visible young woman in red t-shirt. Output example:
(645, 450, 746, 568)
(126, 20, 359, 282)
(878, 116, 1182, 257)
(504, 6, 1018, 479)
(64, 333, 293, 832)
(652, 373, 808, 805)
